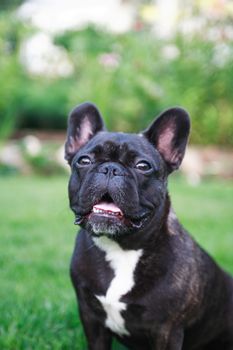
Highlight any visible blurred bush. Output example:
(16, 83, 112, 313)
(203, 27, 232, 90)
(54, 26, 233, 145)
(0, 14, 233, 145)
(0, 11, 27, 140)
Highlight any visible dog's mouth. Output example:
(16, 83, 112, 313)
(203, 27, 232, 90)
(74, 193, 150, 234)
(74, 193, 123, 225)
(92, 193, 123, 218)
(93, 202, 123, 217)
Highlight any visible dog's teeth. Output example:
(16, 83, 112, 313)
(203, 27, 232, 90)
(93, 207, 122, 216)
(93, 208, 103, 213)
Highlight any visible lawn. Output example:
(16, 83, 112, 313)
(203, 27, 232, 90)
(0, 175, 232, 349)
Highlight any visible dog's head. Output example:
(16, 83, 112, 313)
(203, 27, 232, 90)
(65, 102, 190, 238)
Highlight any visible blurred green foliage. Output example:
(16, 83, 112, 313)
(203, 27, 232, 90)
(0, 11, 233, 145)
(0, 12, 26, 140)
(0, 0, 25, 11)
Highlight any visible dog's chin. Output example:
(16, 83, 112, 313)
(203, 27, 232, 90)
(84, 212, 132, 238)
(79, 211, 149, 239)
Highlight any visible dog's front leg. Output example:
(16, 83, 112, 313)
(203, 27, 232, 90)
(165, 328, 184, 350)
(78, 298, 112, 350)
(152, 326, 184, 350)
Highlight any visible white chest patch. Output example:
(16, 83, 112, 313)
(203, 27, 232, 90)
(93, 237, 143, 337)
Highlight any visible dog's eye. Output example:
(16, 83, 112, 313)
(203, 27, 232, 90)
(77, 156, 92, 166)
(135, 161, 152, 172)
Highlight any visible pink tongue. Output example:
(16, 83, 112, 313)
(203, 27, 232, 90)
(93, 202, 123, 214)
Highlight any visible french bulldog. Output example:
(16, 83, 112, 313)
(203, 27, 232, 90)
(65, 102, 233, 350)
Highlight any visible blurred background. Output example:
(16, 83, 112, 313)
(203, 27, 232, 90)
(0, 1, 233, 349)
(1, 0, 233, 179)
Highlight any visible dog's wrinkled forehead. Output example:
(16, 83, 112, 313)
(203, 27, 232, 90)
(80, 131, 160, 163)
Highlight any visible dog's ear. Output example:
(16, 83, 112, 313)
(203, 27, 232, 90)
(65, 102, 105, 165)
(143, 107, 190, 173)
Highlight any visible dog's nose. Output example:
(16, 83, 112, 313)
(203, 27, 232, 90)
(98, 162, 124, 177)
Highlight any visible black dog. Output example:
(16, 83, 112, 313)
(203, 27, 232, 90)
(65, 102, 233, 350)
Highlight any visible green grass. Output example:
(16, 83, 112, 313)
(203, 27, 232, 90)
(0, 175, 232, 349)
